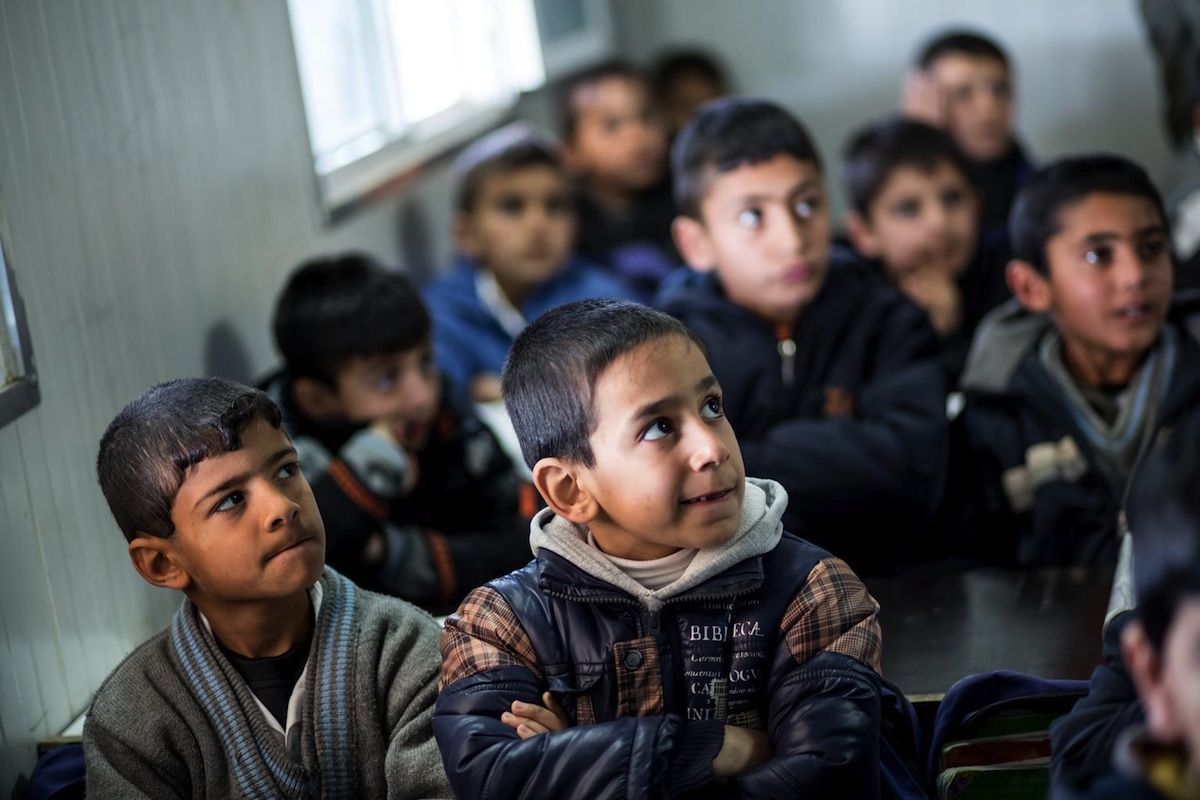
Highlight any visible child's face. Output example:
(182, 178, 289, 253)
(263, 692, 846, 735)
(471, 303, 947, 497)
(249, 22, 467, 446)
(855, 161, 979, 280)
(334, 341, 441, 449)
(458, 166, 576, 296)
(167, 416, 326, 607)
(568, 76, 667, 193)
(1033, 193, 1172, 373)
(928, 53, 1014, 162)
(1129, 599, 1200, 766)
(679, 154, 830, 324)
(577, 334, 745, 560)
(662, 75, 724, 138)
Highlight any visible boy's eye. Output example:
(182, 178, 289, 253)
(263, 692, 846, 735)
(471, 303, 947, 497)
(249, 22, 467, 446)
(276, 462, 301, 481)
(1139, 238, 1168, 262)
(989, 80, 1011, 101)
(546, 196, 573, 216)
(737, 208, 763, 229)
(892, 198, 921, 219)
(1084, 246, 1114, 266)
(942, 189, 965, 209)
(643, 419, 674, 442)
(214, 491, 245, 513)
(794, 197, 820, 220)
(601, 117, 621, 135)
(374, 368, 400, 392)
(700, 395, 724, 420)
(496, 196, 525, 216)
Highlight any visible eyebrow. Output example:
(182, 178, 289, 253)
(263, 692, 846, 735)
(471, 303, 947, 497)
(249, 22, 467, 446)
(734, 181, 820, 205)
(193, 446, 297, 510)
(630, 374, 719, 422)
(1079, 225, 1166, 245)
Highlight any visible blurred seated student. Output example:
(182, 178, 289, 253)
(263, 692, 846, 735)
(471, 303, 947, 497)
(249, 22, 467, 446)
(903, 28, 1034, 259)
(657, 98, 947, 575)
(433, 299, 883, 799)
(423, 122, 636, 406)
(562, 60, 680, 301)
(1163, 77, 1200, 292)
(957, 154, 1200, 569)
(843, 117, 1011, 382)
(86, 377, 450, 798)
(1051, 409, 1200, 799)
(261, 254, 535, 614)
(651, 48, 730, 142)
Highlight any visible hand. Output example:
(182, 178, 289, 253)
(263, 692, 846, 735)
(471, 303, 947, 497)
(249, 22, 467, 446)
(368, 421, 420, 495)
(500, 692, 571, 739)
(901, 69, 947, 128)
(713, 725, 773, 777)
(896, 269, 962, 336)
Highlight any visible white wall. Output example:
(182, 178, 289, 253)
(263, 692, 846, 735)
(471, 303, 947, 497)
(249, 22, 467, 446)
(611, 0, 1174, 219)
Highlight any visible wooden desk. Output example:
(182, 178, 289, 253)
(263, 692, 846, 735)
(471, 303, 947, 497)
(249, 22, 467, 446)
(864, 564, 1114, 698)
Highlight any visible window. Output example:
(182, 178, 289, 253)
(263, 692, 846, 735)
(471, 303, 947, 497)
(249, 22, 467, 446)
(288, 0, 613, 221)
(0, 217, 39, 428)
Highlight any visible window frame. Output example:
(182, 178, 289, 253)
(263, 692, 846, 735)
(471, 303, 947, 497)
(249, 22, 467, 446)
(0, 217, 39, 429)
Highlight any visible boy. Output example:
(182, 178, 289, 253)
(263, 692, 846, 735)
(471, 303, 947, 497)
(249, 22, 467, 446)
(658, 98, 948, 574)
(958, 154, 1200, 568)
(263, 254, 534, 614)
(423, 122, 636, 405)
(562, 60, 679, 301)
(1052, 410, 1200, 799)
(433, 299, 883, 798)
(651, 48, 729, 141)
(903, 29, 1035, 257)
(843, 117, 1011, 380)
(85, 377, 450, 798)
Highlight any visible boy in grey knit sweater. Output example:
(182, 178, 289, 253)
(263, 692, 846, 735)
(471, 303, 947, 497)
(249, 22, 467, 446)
(86, 377, 451, 799)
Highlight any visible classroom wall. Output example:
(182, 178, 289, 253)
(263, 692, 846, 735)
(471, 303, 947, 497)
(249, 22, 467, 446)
(611, 0, 1175, 219)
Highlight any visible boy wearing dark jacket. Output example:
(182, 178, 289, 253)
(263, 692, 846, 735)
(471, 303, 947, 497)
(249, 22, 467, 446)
(958, 155, 1200, 568)
(658, 98, 948, 573)
(263, 254, 535, 614)
(434, 299, 883, 798)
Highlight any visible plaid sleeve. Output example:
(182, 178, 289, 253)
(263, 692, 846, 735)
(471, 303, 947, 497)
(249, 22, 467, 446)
(439, 586, 542, 690)
(781, 557, 882, 673)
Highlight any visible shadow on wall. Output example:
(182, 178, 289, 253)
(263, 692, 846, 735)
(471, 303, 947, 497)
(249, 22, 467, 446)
(398, 199, 437, 283)
(204, 319, 254, 385)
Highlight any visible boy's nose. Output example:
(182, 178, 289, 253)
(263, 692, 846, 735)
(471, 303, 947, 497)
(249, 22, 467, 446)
(265, 483, 301, 531)
(687, 421, 730, 471)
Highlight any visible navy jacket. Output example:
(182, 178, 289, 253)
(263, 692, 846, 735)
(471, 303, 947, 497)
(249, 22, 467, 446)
(657, 253, 948, 574)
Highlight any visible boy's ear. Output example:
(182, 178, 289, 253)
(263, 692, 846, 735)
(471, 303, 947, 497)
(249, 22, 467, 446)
(843, 211, 882, 259)
(672, 216, 718, 272)
(1123, 619, 1184, 743)
(453, 212, 480, 259)
(1006, 259, 1053, 314)
(532, 458, 599, 524)
(292, 376, 343, 422)
(128, 536, 192, 592)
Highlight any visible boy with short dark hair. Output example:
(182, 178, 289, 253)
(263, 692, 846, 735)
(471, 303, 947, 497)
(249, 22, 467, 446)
(424, 122, 635, 405)
(658, 98, 948, 573)
(959, 154, 1200, 567)
(651, 48, 729, 140)
(843, 117, 1010, 379)
(562, 60, 680, 300)
(433, 298, 882, 798)
(903, 29, 1035, 257)
(263, 254, 534, 613)
(85, 377, 450, 798)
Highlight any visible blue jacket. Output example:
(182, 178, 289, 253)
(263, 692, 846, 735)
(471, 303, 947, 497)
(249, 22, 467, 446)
(424, 256, 637, 401)
(433, 479, 883, 799)
(656, 253, 948, 574)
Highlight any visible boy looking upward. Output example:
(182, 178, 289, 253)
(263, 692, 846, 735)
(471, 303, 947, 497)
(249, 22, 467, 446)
(85, 377, 449, 798)
(434, 299, 883, 798)
(659, 98, 947, 573)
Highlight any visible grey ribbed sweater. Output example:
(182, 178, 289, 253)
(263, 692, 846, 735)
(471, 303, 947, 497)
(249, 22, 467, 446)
(83, 568, 452, 799)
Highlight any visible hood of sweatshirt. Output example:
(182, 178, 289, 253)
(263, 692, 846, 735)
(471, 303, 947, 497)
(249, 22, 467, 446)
(528, 477, 787, 612)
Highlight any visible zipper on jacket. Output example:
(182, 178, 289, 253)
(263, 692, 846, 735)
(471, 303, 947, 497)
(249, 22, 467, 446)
(775, 322, 796, 388)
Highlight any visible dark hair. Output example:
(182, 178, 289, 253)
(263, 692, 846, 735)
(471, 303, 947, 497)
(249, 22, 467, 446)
(272, 253, 429, 385)
(1128, 410, 1200, 652)
(454, 123, 566, 213)
(1009, 154, 1169, 275)
(843, 117, 975, 216)
(917, 29, 1009, 70)
(97, 378, 284, 543)
(671, 97, 823, 218)
(560, 60, 650, 143)
(501, 298, 701, 469)
(651, 49, 728, 99)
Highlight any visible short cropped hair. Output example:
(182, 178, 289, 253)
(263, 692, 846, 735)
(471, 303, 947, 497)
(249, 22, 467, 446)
(917, 29, 1009, 70)
(1128, 410, 1200, 652)
(671, 97, 822, 219)
(501, 298, 701, 469)
(843, 118, 975, 216)
(272, 254, 429, 385)
(1009, 154, 1168, 275)
(97, 378, 283, 542)
(560, 60, 650, 143)
(651, 49, 728, 99)
(454, 122, 566, 213)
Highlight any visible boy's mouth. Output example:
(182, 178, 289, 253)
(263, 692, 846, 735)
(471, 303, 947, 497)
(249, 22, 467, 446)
(1114, 302, 1152, 323)
(681, 488, 735, 505)
(267, 535, 317, 562)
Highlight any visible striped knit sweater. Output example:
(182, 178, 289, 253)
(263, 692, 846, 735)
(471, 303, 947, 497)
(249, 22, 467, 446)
(84, 568, 451, 799)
